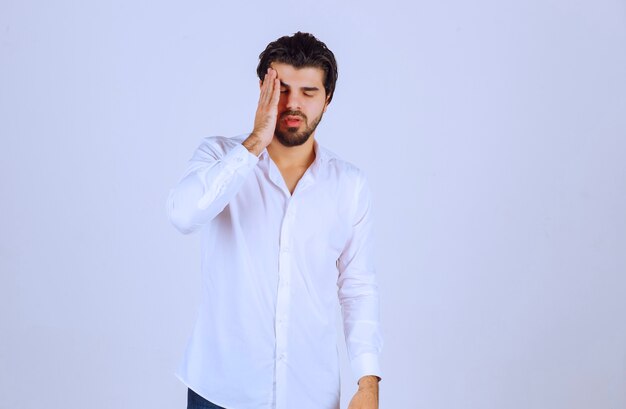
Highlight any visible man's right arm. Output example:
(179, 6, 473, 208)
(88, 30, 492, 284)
(165, 137, 259, 234)
(165, 67, 280, 234)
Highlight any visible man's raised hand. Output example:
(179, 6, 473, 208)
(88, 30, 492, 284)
(243, 67, 281, 156)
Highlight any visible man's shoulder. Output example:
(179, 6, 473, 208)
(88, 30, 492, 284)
(317, 143, 367, 183)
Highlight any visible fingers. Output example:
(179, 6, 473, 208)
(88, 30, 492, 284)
(259, 68, 278, 107)
(270, 76, 280, 107)
(259, 68, 270, 103)
(259, 70, 269, 103)
(252, 67, 280, 144)
(266, 69, 276, 105)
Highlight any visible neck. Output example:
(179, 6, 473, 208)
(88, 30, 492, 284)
(266, 136, 316, 169)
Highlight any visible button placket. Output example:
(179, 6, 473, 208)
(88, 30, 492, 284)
(275, 199, 295, 409)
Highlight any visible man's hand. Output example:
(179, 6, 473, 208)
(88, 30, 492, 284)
(347, 375, 380, 409)
(243, 67, 280, 156)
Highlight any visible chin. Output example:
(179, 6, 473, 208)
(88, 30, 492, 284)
(275, 131, 311, 147)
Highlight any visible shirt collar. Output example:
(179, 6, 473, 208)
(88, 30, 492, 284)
(258, 138, 327, 172)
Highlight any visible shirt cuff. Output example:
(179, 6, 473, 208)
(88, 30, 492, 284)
(222, 142, 260, 172)
(350, 352, 382, 385)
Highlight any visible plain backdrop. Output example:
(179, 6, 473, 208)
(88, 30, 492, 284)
(1, 0, 625, 408)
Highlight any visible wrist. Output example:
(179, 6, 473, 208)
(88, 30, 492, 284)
(242, 133, 267, 156)
(357, 375, 380, 390)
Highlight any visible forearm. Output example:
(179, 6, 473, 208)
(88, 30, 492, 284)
(338, 171, 383, 384)
(166, 139, 258, 234)
(340, 291, 383, 383)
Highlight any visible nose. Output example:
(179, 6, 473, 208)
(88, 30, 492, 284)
(284, 91, 302, 111)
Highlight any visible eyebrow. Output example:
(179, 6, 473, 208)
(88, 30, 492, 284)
(279, 81, 320, 92)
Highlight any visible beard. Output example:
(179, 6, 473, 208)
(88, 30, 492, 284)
(274, 109, 324, 147)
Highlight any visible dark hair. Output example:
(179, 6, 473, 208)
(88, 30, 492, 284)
(257, 31, 338, 104)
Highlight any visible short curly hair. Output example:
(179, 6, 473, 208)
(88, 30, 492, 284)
(256, 32, 339, 104)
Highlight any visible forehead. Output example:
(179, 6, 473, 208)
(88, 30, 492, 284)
(270, 62, 325, 87)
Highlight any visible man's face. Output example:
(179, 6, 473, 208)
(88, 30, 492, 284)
(267, 62, 330, 147)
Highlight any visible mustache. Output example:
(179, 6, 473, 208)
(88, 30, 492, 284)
(280, 110, 307, 120)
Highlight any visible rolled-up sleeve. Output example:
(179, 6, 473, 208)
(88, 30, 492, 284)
(337, 171, 383, 384)
(166, 136, 259, 234)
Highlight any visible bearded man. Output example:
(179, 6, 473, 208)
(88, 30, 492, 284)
(167, 31, 383, 409)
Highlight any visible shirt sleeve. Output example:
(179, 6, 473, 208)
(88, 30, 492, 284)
(166, 135, 259, 234)
(337, 170, 384, 385)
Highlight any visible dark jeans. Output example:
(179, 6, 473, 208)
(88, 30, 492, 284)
(187, 388, 226, 409)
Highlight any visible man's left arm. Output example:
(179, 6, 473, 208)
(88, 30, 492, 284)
(337, 170, 383, 409)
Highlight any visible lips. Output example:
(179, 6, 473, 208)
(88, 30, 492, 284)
(283, 115, 303, 126)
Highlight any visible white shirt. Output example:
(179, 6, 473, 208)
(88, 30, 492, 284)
(166, 134, 383, 409)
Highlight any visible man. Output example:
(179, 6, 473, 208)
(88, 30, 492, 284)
(166, 32, 382, 409)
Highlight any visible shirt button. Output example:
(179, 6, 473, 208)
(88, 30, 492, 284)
(278, 354, 286, 361)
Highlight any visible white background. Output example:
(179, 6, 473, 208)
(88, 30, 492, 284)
(1, 0, 625, 408)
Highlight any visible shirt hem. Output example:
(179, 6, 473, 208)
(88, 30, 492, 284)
(175, 370, 234, 409)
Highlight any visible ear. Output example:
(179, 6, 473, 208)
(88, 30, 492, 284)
(323, 95, 331, 113)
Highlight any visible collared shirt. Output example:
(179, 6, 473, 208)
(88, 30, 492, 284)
(166, 134, 383, 409)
